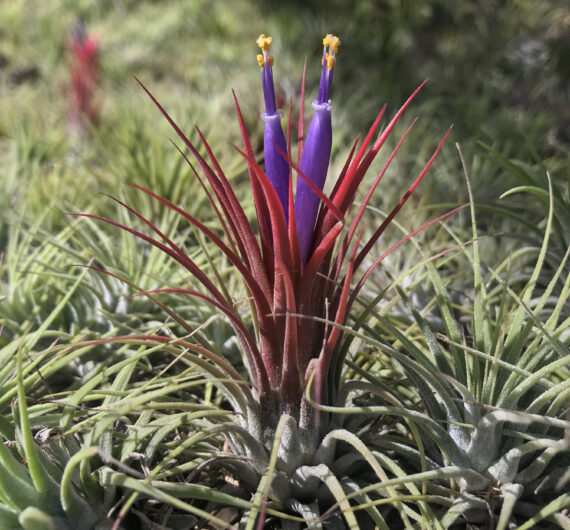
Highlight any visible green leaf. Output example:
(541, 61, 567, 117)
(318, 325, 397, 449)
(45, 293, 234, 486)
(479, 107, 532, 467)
(18, 506, 68, 530)
(516, 494, 570, 530)
(0, 503, 19, 529)
(0, 443, 38, 510)
(16, 343, 50, 497)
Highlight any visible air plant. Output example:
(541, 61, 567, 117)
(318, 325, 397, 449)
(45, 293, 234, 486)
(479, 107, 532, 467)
(67, 19, 100, 136)
(0, 337, 113, 530)
(341, 157, 570, 528)
(76, 33, 466, 526)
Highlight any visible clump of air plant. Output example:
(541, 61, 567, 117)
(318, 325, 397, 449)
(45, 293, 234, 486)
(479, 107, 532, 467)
(80, 33, 463, 526)
(66, 18, 100, 136)
(367, 161, 570, 528)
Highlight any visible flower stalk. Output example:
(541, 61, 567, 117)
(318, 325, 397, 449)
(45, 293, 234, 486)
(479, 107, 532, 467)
(257, 34, 290, 219)
(295, 34, 339, 264)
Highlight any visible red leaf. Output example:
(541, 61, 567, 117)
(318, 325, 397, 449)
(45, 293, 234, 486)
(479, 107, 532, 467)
(326, 104, 386, 217)
(276, 253, 301, 413)
(130, 288, 268, 393)
(170, 140, 244, 260)
(324, 80, 428, 232)
(74, 264, 198, 337)
(354, 124, 452, 270)
(329, 118, 418, 284)
(318, 232, 361, 378)
(71, 212, 229, 307)
(126, 183, 274, 316)
(136, 77, 272, 303)
(232, 91, 275, 281)
(349, 203, 467, 309)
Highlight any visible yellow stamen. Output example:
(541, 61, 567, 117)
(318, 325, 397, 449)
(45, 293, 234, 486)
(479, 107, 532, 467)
(322, 34, 340, 69)
(256, 34, 272, 53)
(257, 54, 274, 67)
(323, 34, 340, 52)
(329, 35, 341, 53)
(326, 54, 335, 70)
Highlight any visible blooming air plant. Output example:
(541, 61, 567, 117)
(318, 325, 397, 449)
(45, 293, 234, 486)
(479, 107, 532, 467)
(78, 33, 467, 526)
(67, 19, 100, 135)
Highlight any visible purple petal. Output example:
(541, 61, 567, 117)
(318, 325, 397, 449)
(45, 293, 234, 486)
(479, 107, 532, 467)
(262, 112, 290, 218)
(261, 64, 277, 116)
(294, 101, 333, 264)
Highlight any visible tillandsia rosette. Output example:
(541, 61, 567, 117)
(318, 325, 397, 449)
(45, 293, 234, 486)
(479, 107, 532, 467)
(77, 32, 471, 527)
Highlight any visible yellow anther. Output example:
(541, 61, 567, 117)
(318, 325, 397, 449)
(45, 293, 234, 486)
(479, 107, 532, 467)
(330, 36, 340, 53)
(326, 54, 335, 70)
(323, 34, 340, 54)
(256, 34, 272, 53)
(257, 54, 274, 68)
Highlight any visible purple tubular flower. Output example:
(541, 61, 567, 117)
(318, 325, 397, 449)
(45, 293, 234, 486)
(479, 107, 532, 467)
(295, 34, 340, 265)
(294, 101, 332, 263)
(257, 34, 289, 219)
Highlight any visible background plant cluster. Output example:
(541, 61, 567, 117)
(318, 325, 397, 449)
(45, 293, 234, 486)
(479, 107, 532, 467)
(0, 0, 568, 528)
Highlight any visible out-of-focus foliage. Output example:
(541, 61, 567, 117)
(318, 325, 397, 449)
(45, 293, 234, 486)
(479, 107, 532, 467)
(258, 0, 569, 158)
